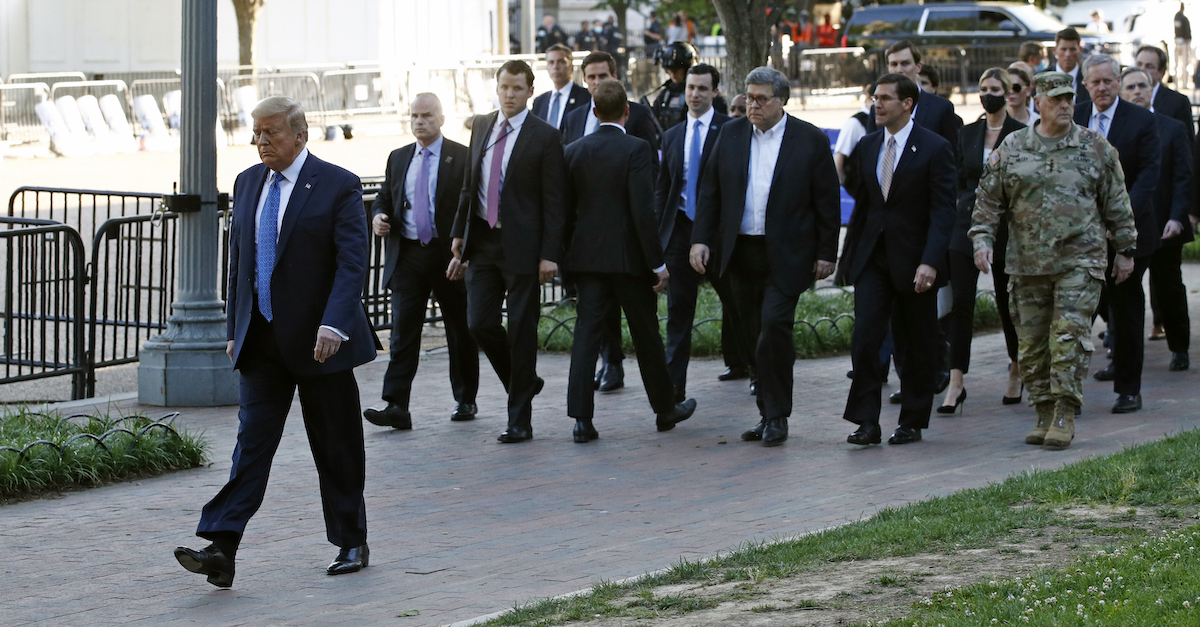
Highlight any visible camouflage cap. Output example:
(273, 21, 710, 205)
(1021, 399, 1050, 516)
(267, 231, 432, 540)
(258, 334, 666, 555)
(1035, 71, 1075, 98)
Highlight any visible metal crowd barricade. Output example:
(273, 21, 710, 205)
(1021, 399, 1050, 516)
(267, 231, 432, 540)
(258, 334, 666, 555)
(0, 83, 51, 144)
(0, 218, 88, 399)
(223, 72, 324, 135)
(320, 69, 406, 131)
(8, 187, 162, 257)
(86, 213, 179, 396)
(6, 72, 87, 92)
(796, 47, 871, 105)
(49, 80, 130, 123)
(129, 78, 183, 133)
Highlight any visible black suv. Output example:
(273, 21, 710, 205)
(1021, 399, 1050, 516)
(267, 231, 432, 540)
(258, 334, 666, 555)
(843, 2, 1067, 48)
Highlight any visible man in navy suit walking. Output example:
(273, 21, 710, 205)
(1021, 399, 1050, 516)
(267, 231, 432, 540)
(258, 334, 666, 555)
(175, 97, 376, 587)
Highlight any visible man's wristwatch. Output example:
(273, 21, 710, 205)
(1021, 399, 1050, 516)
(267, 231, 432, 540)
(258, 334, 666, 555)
(1118, 247, 1136, 257)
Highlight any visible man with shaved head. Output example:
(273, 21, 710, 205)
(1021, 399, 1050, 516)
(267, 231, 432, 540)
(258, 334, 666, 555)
(364, 93, 478, 431)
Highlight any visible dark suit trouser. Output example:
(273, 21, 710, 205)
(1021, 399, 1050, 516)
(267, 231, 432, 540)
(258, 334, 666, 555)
(463, 223, 541, 430)
(568, 273, 675, 420)
(664, 212, 750, 393)
(1105, 255, 1151, 396)
(198, 309, 367, 549)
(844, 242, 937, 429)
(944, 249, 979, 373)
(1148, 240, 1191, 352)
(599, 306, 625, 367)
(381, 238, 479, 409)
(992, 224, 1019, 363)
(728, 235, 800, 419)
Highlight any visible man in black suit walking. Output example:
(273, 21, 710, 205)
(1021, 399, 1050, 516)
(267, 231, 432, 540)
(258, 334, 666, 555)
(1074, 54, 1162, 413)
(1135, 45, 1195, 142)
(1122, 67, 1193, 373)
(562, 50, 664, 393)
(563, 80, 698, 442)
(450, 60, 566, 443)
(175, 97, 376, 586)
(841, 74, 956, 446)
(531, 43, 590, 131)
(866, 41, 962, 151)
(655, 63, 750, 401)
(363, 93, 479, 430)
(1053, 28, 1091, 108)
(690, 67, 841, 447)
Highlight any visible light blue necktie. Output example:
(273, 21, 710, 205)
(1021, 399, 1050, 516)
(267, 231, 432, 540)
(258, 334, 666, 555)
(548, 91, 562, 129)
(413, 148, 434, 244)
(685, 119, 703, 220)
(257, 173, 281, 321)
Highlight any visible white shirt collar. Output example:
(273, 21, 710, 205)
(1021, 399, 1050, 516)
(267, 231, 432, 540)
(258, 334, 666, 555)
(416, 134, 444, 157)
(1091, 100, 1117, 118)
(753, 114, 788, 140)
(499, 108, 529, 130)
(598, 122, 626, 132)
(883, 116, 915, 150)
(687, 106, 716, 127)
(273, 147, 309, 182)
(554, 81, 575, 99)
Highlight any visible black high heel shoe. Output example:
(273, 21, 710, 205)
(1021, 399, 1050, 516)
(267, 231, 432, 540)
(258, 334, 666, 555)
(1002, 382, 1024, 405)
(936, 388, 967, 414)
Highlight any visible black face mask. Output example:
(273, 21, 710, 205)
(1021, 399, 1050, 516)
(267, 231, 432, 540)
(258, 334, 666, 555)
(980, 93, 1007, 114)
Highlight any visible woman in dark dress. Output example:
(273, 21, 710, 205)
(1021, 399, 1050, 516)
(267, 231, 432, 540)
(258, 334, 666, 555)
(939, 68, 1026, 413)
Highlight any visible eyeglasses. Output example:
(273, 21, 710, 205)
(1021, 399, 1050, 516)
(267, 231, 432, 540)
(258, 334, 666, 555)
(745, 94, 778, 108)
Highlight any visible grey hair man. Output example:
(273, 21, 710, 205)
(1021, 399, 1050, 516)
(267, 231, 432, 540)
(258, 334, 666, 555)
(689, 66, 841, 447)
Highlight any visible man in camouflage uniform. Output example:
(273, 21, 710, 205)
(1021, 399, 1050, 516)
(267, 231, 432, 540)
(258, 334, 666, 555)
(969, 71, 1137, 450)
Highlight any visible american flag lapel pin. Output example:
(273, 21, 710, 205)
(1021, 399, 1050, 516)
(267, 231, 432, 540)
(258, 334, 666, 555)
(910, 145, 916, 153)
(305, 183, 312, 189)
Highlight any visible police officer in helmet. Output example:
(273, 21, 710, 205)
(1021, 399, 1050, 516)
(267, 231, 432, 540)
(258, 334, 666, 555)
(647, 41, 728, 130)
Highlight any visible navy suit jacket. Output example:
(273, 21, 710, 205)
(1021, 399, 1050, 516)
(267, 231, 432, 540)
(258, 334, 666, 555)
(843, 123, 957, 291)
(562, 100, 662, 151)
(1153, 84, 1195, 145)
(531, 83, 591, 131)
(1154, 114, 1195, 245)
(372, 137, 469, 285)
(691, 115, 841, 298)
(227, 152, 377, 377)
(655, 111, 730, 249)
(1074, 99, 1162, 257)
(867, 90, 962, 156)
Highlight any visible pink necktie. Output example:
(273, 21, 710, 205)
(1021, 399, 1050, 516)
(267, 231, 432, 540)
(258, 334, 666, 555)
(486, 120, 512, 228)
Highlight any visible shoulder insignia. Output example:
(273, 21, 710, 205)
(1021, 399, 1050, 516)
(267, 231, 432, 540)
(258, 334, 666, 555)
(988, 150, 1001, 166)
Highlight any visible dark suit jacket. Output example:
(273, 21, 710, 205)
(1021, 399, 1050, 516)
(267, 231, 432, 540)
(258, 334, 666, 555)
(1154, 114, 1195, 245)
(372, 137, 469, 285)
(948, 114, 1025, 256)
(655, 111, 730, 249)
(227, 152, 376, 377)
(451, 111, 566, 275)
(562, 125, 663, 275)
(843, 123, 957, 291)
(867, 90, 962, 156)
(531, 83, 591, 131)
(1153, 84, 1195, 144)
(1074, 99, 1162, 257)
(562, 100, 662, 151)
(691, 115, 841, 298)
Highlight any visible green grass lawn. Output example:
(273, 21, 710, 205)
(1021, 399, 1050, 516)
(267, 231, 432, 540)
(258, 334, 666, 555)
(0, 408, 208, 500)
(477, 428, 1200, 626)
(538, 285, 1001, 358)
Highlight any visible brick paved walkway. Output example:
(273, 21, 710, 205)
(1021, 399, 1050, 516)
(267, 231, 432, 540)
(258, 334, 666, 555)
(2, 321, 1198, 626)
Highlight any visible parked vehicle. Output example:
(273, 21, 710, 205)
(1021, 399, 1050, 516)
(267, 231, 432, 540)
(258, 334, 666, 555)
(843, 2, 1069, 49)
(1060, 0, 1180, 66)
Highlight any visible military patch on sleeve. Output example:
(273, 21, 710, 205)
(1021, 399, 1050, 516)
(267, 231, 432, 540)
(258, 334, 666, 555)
(988, 150, 1001, 166)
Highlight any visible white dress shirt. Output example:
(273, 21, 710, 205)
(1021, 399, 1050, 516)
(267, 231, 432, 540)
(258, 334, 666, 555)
(597, 122, 666, 274)
(252, 148, 346, 339)
(584, 106, 600, 136)
(680, 106, 716, 207)
(547, 82, 575, 129)
(1056, 64, 1081, 91)
(1151, 82, 1160, 112)
(876, 117, 915, 185)
(739, 114, 788, 235)
(400, 135, 442, 240)
(477, 108, 529, 225)
(1089, 101, 1116, 138)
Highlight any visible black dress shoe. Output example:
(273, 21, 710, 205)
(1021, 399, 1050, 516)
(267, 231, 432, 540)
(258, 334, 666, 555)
(535, 376, 545, 395)
(846, 369, 855, 379)
(1093, 363, 1115, 381)
(740, 419, 765, 441)
(1170, 352, 1190, 372)
(363, 404, 411, 430)
(174, 544, 235, 588)
(593, 365, 605, 390)
(327, 544, 369, 575)
(497, 426, 533, 443)
(451, 402, 477, 422)
(889, 390, 903, 404)
(888, 426, 922, 445)
(1112, 394, 1142, 414)
(718, 366, 751, 381)
(762, 417, 788, 447)
(847, 424, 882, 445)
(656, 398, 697, 431)
(599, 362, 624, 392)
(573, 420, 599, 443)
(749, 378, 757, 396)
(934, 370, 951, 394)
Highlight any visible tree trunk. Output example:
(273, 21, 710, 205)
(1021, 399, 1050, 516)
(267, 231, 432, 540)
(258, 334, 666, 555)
(712, 0, 771, 95)
(232, 0, 265, 70)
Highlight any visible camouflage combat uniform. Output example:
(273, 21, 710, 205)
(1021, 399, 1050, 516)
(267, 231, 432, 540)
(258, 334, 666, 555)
(970, 119, 1136, 441)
